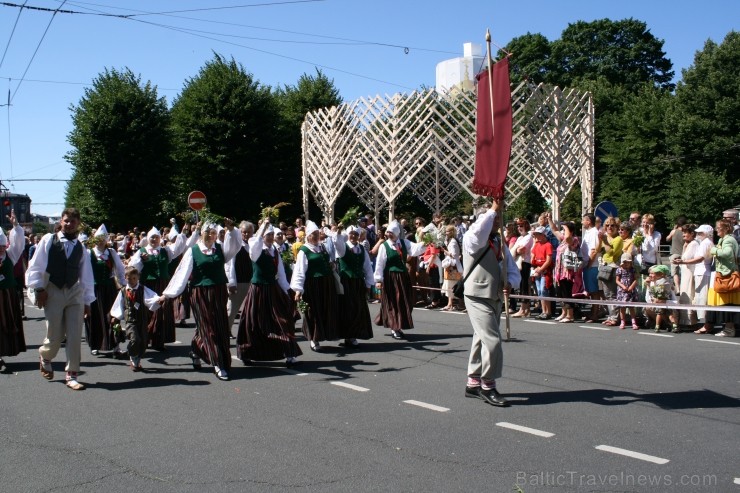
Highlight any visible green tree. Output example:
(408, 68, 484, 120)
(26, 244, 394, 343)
(507, 185, 547, 223)
(65, 68, 172, 230)
(274, 69, 342, 219)
(170, 54, 278, 220)
(598, 83, 672, 226)
(500, 33, 552, 86)
(550, 18, 674, 91)
(665, 31, 740, 185)
(666, 169, 740, 225)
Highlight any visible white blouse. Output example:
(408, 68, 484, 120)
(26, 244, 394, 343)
(109, 284, 161, 320)
(373, 238, 425, 283)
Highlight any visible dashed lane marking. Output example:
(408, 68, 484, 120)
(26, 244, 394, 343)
(403, 400, 450, 413)
(595, 445, 669, 465)
(697, 338, 740, 346)
(525, 320, 557, 325)
(579, 325, 610, 331)
(637, 332, 674, 338)
(330, 381, 369, 392)
(496, 422, 554, 438)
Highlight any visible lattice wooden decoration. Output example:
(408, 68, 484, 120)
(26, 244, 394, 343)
(302, 81, 593, 222)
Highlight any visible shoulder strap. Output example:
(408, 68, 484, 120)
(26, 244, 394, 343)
(461, 243, 492, 283)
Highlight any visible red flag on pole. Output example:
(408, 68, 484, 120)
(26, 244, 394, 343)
(473, 57, 512, 200)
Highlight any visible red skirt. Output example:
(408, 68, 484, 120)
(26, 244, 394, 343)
(301, 275, 339, 342)
(374, 271, 414, 330)
(190, 284, 231, 370)
(85, 282, 117, 351)
(0, 288, 25, 357)
(339, 277, 372, 340)
(237, 283, 302, 361)
(144, 278, 176, 347)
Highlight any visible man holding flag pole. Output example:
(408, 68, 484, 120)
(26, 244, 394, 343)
(463, 29, 520, 407)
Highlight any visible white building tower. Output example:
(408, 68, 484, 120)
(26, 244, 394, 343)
(435, 43, 485, 94)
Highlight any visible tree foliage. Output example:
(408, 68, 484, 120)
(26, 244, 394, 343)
(65, 68, 172, 230)
(170, 53, 278, 221)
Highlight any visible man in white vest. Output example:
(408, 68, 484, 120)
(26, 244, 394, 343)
(462, 198, 520, 407)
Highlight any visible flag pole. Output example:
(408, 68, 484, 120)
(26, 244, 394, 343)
(486, 29, 511, 341)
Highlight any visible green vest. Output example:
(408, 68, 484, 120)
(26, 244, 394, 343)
(0, 255, 16, 289)
(300, 245, 331, 277)
(90, 248, 115, 286)
(339, 244, 365, 279)
(190, 244, 228, 287)
(139, 247, 170, 282)
(383, 241, 407, 273)
(251, 249, 279, 285)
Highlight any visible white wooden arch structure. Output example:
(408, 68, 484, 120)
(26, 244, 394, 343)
(301, 81, 594, 223)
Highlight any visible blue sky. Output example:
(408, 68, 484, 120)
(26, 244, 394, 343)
(0, 0, 737, 218)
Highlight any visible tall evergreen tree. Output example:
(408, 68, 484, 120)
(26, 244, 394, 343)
(65, 68, 172, 230)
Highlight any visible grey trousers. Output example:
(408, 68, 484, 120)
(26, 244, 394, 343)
(227, 282, 250, 328)
(465, 295, 503, 381)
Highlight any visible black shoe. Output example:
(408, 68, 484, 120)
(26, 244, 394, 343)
(464, 386, 482, 399)
(178, 320, 187, 327)
(391, 330, 404, 340)
(0, 358, 5, 371)
(286, 359, 301, 369)
(480, 388, 510, 407)
(189, 351, 202, 370)
(310, 342, 321, 352)
(241, 359, 253, 366)
(215, 370, 230, 381)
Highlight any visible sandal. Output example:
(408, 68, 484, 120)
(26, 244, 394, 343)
(603, 320, 618, 327)
(559, 318, 573, 323)
(440, 306, 452, 312)
(693, 327, 709, 334)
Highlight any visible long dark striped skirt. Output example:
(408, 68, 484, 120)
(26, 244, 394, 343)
(190, 284, 231, 370)
(173, 285, 190, 322)
(237, 283, 302, 362)
(374, 271, 414, 330)
(85, 282, 117, 351)
(0, 288, 25, 357)
(301, 275, 339, 343)
(144, 278, 176, 348)
(339, 277, 373, 340)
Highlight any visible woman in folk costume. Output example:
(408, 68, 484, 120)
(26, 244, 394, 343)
(129, 225, 194, 350)
(236, 220, 302, 367)
(85, 224, 125, 356)
(0, 211, 26, 371)
(290, 220, 339, 352)
(373, 220, 426, 339)
(162, 221, 240, 381)
(332, 225, 374, 347)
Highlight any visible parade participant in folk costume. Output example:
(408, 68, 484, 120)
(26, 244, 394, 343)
(168, 222, 192, 327)
(236, 220, 301, 367)
(290, 220, 339, 352)
(129, 225, 195, 351)
(85, 224, 125, 357)
(110, 266, 161, 372)
(162, 220, 240, 381)
(26, 207, 95, 390)
(373, 220, 426, 340)
(463, 198, 520, 407)
(225, 221, 255, 333)
(333, 225, 374, 348)
(0, 211, 27, 371)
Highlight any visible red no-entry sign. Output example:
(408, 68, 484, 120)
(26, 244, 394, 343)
(188, 191, 207, 211)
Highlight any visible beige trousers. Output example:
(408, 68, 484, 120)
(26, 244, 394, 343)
(38, 282, 84, 373)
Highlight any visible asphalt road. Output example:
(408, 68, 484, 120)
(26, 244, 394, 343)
(1, 297, 738, 493)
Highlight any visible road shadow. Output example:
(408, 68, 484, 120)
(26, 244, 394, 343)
(506, 388, 740, 410)
(91, 377, 211, 391)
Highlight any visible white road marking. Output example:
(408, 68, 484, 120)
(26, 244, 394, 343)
(403, 400, 450, 412)
(496, 422, 554, 438)
(638, 332, 674, 338)
(275, 368, 308, 376)
(595, 445, 669, 464)
(174, 340, 183, 344)
(579, 325, 610, 331)
(697, 338, 740, 346)
(330, 381, 369, 392)
(526, 320, 557, 325)
(733, 477, 740, 485)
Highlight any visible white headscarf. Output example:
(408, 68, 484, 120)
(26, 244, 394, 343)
(147, 227, 161, 239)
(262, 224, 275, 236)
(94, 224, 108, 237)
(0, 229, 7, 247)
(305, 220, 319, 236)
(201, 223, 216, 235)
(346, 226, 358, 235)
(387, 220, 401, 238)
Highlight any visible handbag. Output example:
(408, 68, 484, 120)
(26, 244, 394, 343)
(714, 270, 740, 293)
(597, 264, 616, 282)
(453, 243, 492, 298)
(561, 249, 582, 271)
